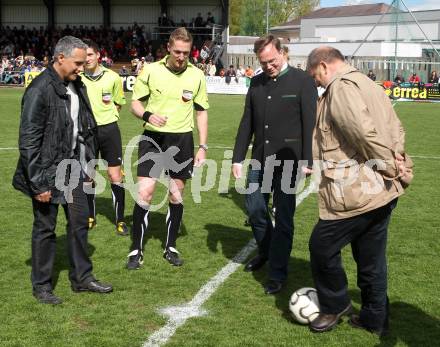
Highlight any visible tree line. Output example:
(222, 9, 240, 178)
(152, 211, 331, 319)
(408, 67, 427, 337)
(229, 0, 320, 36)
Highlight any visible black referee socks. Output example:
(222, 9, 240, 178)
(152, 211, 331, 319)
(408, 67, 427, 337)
(131, 202, 150, 251)
(111, 183, 125, 224)
(165, 202, 184, 250)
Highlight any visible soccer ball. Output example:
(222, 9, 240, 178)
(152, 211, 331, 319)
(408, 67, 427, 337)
(289, 287, 320, 324)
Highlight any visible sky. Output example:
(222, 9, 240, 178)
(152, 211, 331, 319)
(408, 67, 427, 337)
(319, 0, 440, 11)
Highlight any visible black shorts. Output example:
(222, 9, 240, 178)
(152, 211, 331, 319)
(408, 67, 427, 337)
(97, 122, 123, 167)
(137, 130, 194, 180)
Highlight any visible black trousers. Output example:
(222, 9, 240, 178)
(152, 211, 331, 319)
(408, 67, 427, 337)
(309, 199, 397, 331)
(245, 167, 296, 282)
(31, 178, 94, 292)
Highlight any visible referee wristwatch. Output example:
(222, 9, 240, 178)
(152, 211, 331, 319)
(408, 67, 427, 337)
(199, 144, 208, 151)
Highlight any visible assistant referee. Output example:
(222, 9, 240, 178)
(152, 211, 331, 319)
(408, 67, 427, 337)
(81, 39, 128, 236)
(127, 27, 209, 269)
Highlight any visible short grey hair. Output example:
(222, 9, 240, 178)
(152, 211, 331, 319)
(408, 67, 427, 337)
(53, 36, 87, 60)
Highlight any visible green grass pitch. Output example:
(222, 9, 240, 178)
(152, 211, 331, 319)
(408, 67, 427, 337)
(0, 88, 439, 347)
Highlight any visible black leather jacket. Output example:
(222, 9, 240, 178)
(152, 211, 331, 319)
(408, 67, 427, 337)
(12, 65, 97, 202)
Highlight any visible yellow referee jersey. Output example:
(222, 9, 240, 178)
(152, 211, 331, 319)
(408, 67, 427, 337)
(81, 66, 126, 126)
(132, 56, 209, 133)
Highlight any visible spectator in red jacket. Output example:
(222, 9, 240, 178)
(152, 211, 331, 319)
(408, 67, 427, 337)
(409, 72, 421, 84)
(191, 45, 200, 63)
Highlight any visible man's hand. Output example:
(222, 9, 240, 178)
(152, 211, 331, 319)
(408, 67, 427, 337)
(395, 152, 405, 177)
(148, 114, 168, 127)
(302, 166, 313, 176)
(194, 148, 206, 167)
(34, 191, 51, 203)
(232, 163, 242, 179)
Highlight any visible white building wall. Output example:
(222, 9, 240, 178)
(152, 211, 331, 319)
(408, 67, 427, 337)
(315, 22, 439, 42)
(55, 6, 102, 26)
(380, 42, 422, 57)
(287, 42, 423, 58)
(227, 41, 427, 58)
(301, 10, 440, 41)
(1, 5, 47, 28)
(227, 44, 254, 55)
(111, 5, 160, 30)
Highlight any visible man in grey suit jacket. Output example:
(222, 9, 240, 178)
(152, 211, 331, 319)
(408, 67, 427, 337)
(232, 35, 317, 295)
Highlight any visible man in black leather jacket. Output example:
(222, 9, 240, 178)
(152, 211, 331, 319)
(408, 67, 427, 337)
(12, 36, 113, 305)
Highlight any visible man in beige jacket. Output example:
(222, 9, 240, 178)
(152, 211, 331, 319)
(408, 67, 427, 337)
(306, 46, 412, 335)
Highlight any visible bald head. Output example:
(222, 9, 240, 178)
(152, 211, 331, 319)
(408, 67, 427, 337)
(306, 46, 346, 88)
(306, 46, 345, 72)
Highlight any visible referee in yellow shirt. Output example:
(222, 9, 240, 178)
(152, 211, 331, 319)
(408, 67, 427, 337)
(127, 27, 209, 269)
(82, 39, 128, 236)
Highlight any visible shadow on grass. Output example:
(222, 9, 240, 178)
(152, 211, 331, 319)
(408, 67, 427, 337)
(217, 188, 252, 226)
(95, 196, 133, 227)
(136, 211, 188, 251)
(25, 234, 96, 289)
(348, 290, 440, 346)
(250, 257, 314, 322)
(204, 223, 253, 260)
(214, 188, 312, 321)
(217, 189, 247, 214)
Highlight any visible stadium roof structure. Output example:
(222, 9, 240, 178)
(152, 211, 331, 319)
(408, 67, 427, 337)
(1, 0, 222, 4)
(1, 0, 229, 30)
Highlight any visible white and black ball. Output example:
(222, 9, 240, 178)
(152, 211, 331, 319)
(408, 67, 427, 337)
(289, 287, 320, 324)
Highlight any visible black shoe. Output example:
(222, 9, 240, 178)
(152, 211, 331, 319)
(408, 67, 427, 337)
(349, 314, 388, 337)
(244, 255, 267, 272)
(310, 303, 353, 333)
(163, 248, 183, 266)
(116, 221, 129, 236)
(72, 280, 113, 293)
(264, 280, 284, 295)
(33, 290, 63, 305)
(127, 250, 144, 270)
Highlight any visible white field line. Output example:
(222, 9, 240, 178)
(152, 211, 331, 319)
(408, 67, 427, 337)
(122, 145, 247, 150)
(142, 181, 316, 347)
(2, 146, 440, 160)
(3, 145, 440, 162)
(411, 155, 440, 159)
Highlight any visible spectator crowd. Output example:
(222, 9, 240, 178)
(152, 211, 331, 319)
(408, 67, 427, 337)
(1, 54, 46, 84)
(366, 69, 440, 85)
(0, 19, 233, 83)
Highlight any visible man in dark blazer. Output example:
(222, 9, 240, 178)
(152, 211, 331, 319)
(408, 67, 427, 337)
(232, 35, 317, 294)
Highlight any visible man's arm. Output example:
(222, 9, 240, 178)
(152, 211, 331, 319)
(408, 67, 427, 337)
(193, 73, 210, 167)
(329, 80, 398, 176)
(130, 67, 167, 127)
(194, 109, 208, 167)
(130, 98, 167, 127)
(231, 86, 253, 178)
(18, 86, 51, 201)
(113, 73, 126, 112)
(300, 74, 318, 168)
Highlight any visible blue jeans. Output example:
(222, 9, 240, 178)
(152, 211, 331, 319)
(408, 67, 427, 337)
(245, 168, 296, 282)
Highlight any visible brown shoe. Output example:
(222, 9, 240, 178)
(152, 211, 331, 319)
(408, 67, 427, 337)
(349, 314, 388, 337)
(310, 303, 353, 333)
